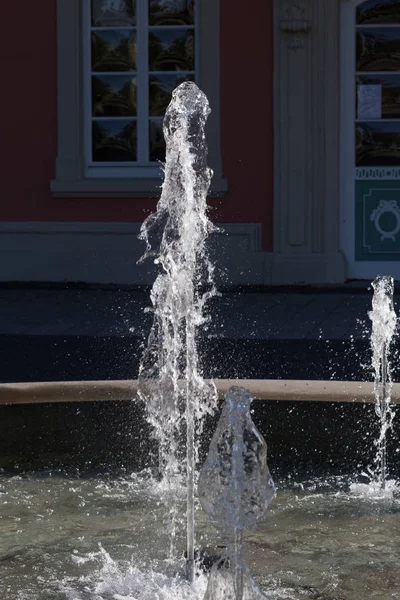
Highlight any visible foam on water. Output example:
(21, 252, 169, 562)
(58, 547, 298, 600)
(349, 479, 400, 502)
(60, 546, 208, 600)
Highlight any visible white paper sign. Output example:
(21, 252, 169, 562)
(357, 84, 382, 120)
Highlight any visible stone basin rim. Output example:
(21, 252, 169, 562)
(0, 380, 392, 405)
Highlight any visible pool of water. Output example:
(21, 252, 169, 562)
(1, 471, 400, 599)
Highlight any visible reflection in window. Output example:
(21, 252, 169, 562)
(357, 0, 400, 25)
(92, 75, 137, 117)
(149, 73, 194, 116)
(356, 122, 400, 166)
(357, 28, 400, 72)
(92, 119, 137, 161)
(91, 31, 137, 72)
(149, 0, 194, 25)
(92, 0, 136, 26)
(149, 29, 195, 72)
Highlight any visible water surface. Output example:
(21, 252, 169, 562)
(1, 472, 399, 599)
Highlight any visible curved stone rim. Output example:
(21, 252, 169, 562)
(0, 380, 394, 406)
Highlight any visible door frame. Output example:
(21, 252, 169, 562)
(340, 0, 400, 280)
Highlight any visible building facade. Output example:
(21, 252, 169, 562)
(1, 0, 399, 285)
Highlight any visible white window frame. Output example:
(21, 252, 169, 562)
(51, 0, 227, 197)
(83, 0, 198, 178)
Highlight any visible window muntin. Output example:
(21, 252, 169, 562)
(85, 0, 197, 175)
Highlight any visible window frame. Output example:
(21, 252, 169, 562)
(51, 0, 227, 198)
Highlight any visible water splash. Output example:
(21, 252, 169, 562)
(369, 275, 397, 489)
(349, 478, 400, 502)
(198, 387, 275, 599)
(61, 545, 209, 600)
(138, 82, 218, 578)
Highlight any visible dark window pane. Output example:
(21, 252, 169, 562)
(92, 119, 137, 161)
(92, 0, 136, 26)
(357, 75, 400, 118)
(149, 120, 166, 162)
(92, 31, 137, 72)
(149, 0, 195, 25)
(149, 73, 194, 116)
(357, 28, 400, 71)
(356, 122, 400, 165)
(92, 75, 137, 117)
(357, 0, 400, 25)
(149, 29, 195, 71)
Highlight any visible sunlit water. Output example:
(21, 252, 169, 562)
(137, 81, 218, 575)
(1, 472, 400, 600)
(369, 276, 397, 486)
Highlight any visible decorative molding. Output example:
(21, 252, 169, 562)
(370, 200, 400, 242)
(356, 167, 400, 180)
(51, 176, 228, 198)
(280, 0, 310, 50)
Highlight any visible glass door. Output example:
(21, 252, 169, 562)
(341, 0, 400, 279)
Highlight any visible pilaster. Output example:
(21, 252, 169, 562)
(272, 0, 346, 284)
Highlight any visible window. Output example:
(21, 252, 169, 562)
(52, 0, 226, 197)
(86, 0, 197, 177)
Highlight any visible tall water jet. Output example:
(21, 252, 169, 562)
(198, 387, 276, 599)
(138, 82, 218, 582)
(369, 276, 397, 489)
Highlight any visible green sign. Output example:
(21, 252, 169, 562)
(355, 181, 400, 261)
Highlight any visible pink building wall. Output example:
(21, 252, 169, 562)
(0, 0, 273, 251)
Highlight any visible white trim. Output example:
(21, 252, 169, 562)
(86, 165, 162, 177)
(83, 0, 93, 165)
(355, 23, 400, 28)
(148, 25, 195, 30)
(0, 223, 267, 286)
(340, 0, 400, 279)
(50, 176, 227, 197)
(355, 119, 400, 123)
(0, 222, 143, 234)
(340, 0, 356, 275)
(136, 0, 148, 164)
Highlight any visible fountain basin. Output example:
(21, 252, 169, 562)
(1, 380, 399, 477)
(1, 379, 400, 599)
(1, 379, 400, 405)
(1, 470, 399, 600)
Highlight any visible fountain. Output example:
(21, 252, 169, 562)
(3, 83, 400, 600)
(137, 82, 277, 596)
(369, 276, 397, 488)
(198, 386, 275, 599)
(137, 82, 218, 581)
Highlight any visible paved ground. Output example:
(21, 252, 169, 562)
(1, 285, 399, 475)
(0, 285, 389, 383)
(0, 287, 377, 339)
